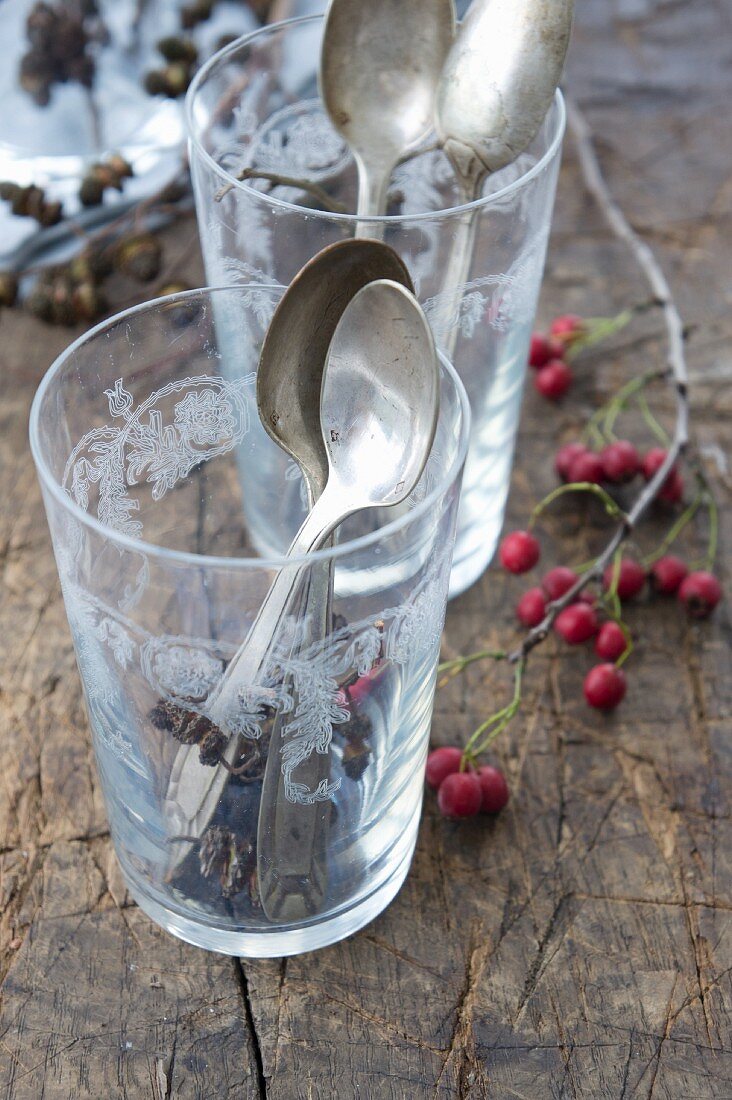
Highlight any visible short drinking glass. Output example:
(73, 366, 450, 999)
(30, 285, 470, 957)
(186, 15, 565, 595)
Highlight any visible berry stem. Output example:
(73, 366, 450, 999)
(582, 368, 664, 446)
(215, 168, 348, 214)
(635, 391, 671, 448)
(564, 300, 658, 361)
(531, 482, 627, 525)
(437, 648, 506, 687)
(705, 490, 719, 571)
(642, 491, 703, 566)
(460, 659, 525, 767)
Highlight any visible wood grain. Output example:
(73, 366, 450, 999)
(2, 0, 732, 1095)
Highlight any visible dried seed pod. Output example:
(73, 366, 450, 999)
(149, 699, 188, 733)
(79, 175, 104, 207)
(181, 0, 215, 30)
(157, 35, 198, 65)
(115, 234, 163, 283)
(37, 199, 63, 227)
(144, 61, 192, 98)
(0, 273, 19, 308)
(105, 153, 133, 180)
(71, 281, 106, 322)
(341, 712, 373, 781)
(199, 825, 253, 899)
(69, 245, 113, 284)
(157, 178, 188, 205)
(24, 281, 54, 322)
(198, 726, 228, 766)
(0, 182, 22, 203)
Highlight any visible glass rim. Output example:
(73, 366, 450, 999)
(29, 283, 472, 571)
(185, 13, 566, 226)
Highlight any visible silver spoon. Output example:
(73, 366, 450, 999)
(255, 240, 413, 921)
(319, 0, 456, 235)
(164, 279, 437, 898)
(434, 0, 574, 356)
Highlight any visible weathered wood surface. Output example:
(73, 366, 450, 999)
(2, 1, 732, 1095)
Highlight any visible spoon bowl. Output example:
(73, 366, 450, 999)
(320, 279, 440, 513)
(320, 0, 455, 227)
(257, 239, 413, 502)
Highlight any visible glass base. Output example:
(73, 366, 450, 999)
(120, 838, 417, 957)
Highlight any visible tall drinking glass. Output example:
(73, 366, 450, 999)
(30, 285, 470, 957)
(186, 16, 565, 596)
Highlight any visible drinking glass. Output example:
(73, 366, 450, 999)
(186, 15, 565, 596)
(30, 285, 470, 957)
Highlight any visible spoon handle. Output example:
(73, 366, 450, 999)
(163, 490, 344, 870)
(354, 155, 391, 240)
(434, 177, 483, 361)
(255, 548, 335, 922)
(208, 490, 341, 730)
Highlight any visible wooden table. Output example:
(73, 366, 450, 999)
(2, 1, 731, 1095)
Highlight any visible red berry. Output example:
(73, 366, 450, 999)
(347, 663, 384, 706)
(602, 558, 646, 600)
(517, 587, 547, 627)
(500, 530, 541, 574)
(437, 771, 482, 818)
(542, 566, 579, 601)
(425, 746, 463, 790)
(554, 603, 599, 644)
(678, 571, 722, 619)
(600, 440, 640, 484)
(567, 450, 605, 485)
(477, 766, 510, 813)
(641, 448, 684, 504)
(595, 621, 628, 661)
(650, 555, 688, 595)
(584, 663, 627, 709)
(534, 359, 572, 401)
(555, 442, 587, 481)
(550, 313, 585, 344)
(528, 333, 563, 369)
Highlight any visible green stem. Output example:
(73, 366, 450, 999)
(531, 482, 625, 525)
(564, 307, 634, 362)
(635, 391, 670, 447)
(437, 649, 506, 686)
(460, 660, 525, 766)
(603, 547, 624, 619)
(581, 369, 664, 446)
(643, 492, 703, 566)
(689, 489, 720, 572)
(602, 371, 663, 440)
(706, 491, 719, 570)
(601, 606, 634, 667)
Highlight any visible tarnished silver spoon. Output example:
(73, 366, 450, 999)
(319, 0, 455, 234)
(254, 240, 413, 922)
(434, 0, 574, 355)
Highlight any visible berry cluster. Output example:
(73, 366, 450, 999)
(79, 154, 134, 208)
(425, 748, 510, 820)
(19, 0, 102, 108)
(144, 35, 199, 99)
(427, 307, 723, 823)
(554, 439, 683, 501)
(529, 314, 585, 401)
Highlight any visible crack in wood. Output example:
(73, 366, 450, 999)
(234, 958, 267, 1099)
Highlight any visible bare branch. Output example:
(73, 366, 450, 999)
(507, 97, 691, 664)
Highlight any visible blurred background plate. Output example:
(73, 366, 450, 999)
(0, 0, 261, 268)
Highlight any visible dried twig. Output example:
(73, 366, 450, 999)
(506, 97, 691, 664)
(215, 168, 348, 213)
